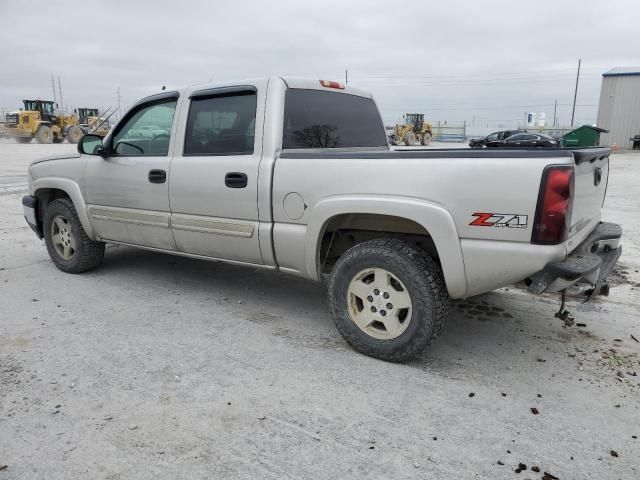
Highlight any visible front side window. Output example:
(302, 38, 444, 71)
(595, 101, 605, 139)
(112, 99, 177, 156)
(184, 92, 257, 156)
(283, 89, 388, 149)
(486, 133, 499, 141)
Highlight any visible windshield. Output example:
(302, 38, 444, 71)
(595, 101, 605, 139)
(41, 102, 55, 115)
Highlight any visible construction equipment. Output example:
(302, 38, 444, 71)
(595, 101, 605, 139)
(3, 100, 82, 144)
(77, 107, 114, 137)
(392, 113, 433, 146)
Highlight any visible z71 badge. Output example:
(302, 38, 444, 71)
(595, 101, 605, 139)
(469, 212, 528, 229)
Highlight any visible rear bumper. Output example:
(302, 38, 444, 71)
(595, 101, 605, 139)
(22, 195, 43, 238)
(528, 222, 622, 300)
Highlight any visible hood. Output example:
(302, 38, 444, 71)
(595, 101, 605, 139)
(31, 153, 81, 166)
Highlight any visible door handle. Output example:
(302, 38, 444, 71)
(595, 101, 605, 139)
(148, 169, 167, 184)
(225, 172, 247, 188)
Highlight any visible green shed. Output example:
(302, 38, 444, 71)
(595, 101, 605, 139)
(562, 125, 609, 147)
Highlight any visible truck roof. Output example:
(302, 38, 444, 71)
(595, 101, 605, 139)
(137, 76, 373, 106)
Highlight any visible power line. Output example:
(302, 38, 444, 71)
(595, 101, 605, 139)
(381, 103, 597, 112)
(353, 69, 602, 80)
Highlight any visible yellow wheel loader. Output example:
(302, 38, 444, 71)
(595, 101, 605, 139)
(3, 100, 82, 144)
(77, 107, 112, 137)
(393, 113, 433, 146)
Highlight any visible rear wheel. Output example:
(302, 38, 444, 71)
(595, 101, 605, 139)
(66, 126, 82, 144)
(36, 125, 53, 144)
(328, 238, 451, 361)
(15, 137, 32, 144)
(403, 131, 416, 146)
(43, 198, 105, 273)
(421, 132, 432, 146)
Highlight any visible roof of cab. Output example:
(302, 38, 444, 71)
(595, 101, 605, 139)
(279, 77, 373, 98)
(139, 77, 373, 103)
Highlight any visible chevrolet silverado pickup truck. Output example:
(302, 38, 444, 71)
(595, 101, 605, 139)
(22, 77, 622, 361)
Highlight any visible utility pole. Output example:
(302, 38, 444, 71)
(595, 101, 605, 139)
(57, 77, 63, 114)
(553, 99, 558, 127)
(117, 87, 121, 119)
(51, 75, 57, 107)
(571, 58, 581, 127)
(345, 69, 348, 85)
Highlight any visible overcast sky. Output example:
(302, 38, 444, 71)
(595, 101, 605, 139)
(1, 0, 638, 130)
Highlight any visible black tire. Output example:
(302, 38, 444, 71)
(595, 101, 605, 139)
(15, 136, 32, 144)
(43, 198, 105, 273)
(36, 125, 53, 144)
(66, 126, 82, 144)
(328, 238, 451, 362)
(403, 131, 416, 146)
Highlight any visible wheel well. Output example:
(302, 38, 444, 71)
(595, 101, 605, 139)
(34, 188, 71, 223)
(318, 213, 440, 275)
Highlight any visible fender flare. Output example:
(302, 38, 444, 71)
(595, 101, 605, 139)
(304, 195, 468, 298)
(32, 177, 96, 239)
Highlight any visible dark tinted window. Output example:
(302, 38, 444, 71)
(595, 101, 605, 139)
(508, 134, 525, 141)
(283, 89, 387, 149)
(184, 92, 256, 156)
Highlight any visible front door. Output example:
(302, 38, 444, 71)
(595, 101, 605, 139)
(84, 94, 179, 250)
(169, 86, 264, 264)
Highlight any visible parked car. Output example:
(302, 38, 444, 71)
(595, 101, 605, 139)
(22, 77, 621, 362)
(469, 129, 521, 148)
(487, 132, 560, 148)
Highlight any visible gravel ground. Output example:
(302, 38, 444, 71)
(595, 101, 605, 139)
(0, 140, 639, 479)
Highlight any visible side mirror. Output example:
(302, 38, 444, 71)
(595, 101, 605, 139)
(78, 134, 108, 157)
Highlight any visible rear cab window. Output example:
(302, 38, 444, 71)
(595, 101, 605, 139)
(282, 89, 387, 149)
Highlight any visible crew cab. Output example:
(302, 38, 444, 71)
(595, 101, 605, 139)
(22, 77, 622, 361)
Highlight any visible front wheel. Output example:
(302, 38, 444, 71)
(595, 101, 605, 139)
(328, 239, 451, 361)
(36, 126, 53, 144)
(66, 126, 82, 144)
(421, 132, 432, 145)
(403, 131, 416, 146)
(43, 198, 105, 273)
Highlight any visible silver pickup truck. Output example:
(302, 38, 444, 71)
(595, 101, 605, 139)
(22, 77, 622, 361)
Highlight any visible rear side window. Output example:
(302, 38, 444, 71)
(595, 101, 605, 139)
(283, 89, 387, 149)
(184, 92, 257, 156)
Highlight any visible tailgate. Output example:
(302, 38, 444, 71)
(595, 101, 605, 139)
(566, 148, 611, 251)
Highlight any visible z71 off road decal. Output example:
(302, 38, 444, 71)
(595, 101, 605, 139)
(470, 212, 528, 229)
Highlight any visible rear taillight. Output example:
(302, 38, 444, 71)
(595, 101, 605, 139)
(532, 165, 574, 244)
(319, 80, 345, 89)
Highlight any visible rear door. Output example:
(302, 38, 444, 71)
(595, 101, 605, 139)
(168, 84, 265, 264)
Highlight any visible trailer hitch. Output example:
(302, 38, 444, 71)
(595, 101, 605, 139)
(555, 291, 574, 327)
